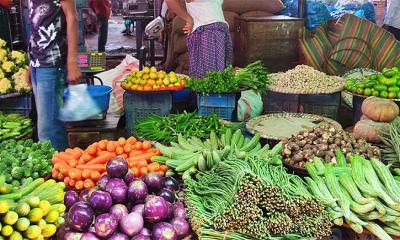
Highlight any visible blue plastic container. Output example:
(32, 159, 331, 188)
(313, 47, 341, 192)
(124, 91, 172, 135)
(64, 85, 112, 113)
(172, 88, 190, 102)
(197, 93, 238, 121)
(0, 94, 32, 117)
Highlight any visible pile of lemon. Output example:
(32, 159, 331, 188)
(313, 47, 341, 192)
(121, 67, 186, 91)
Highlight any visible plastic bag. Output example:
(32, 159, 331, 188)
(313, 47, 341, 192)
(59, 84, 102, 122)
(279, 0, 299, 17)
(237, 90, 263, 122)
(331, 2, 375, 23)
(305, 0, 332, 30)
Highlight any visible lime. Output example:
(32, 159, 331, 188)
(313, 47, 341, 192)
(380, 91, 389, 98)
(357, 88, 364, 95)
(389, 92, 398, 99)
(369, 74, 378, 80)
(372, 90, 380, 97)
(364, 88, 372, 96)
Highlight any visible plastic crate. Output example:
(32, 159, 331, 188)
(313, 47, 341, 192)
(197, 93, 238, 121)
(263, 91, 300, 114)
(0, 94, 32, 117)
(123, 91, 172, 135)
(300, 92, 341, 120)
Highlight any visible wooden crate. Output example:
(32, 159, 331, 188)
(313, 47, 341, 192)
(233, 15, 304, 73)
(65, 115, 120, 149)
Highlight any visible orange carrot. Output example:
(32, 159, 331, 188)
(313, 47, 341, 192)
(69, 168, 82, 181)
(82, 169, 92, 179)
(75, 180, 84, 190)
(116, 147, 124, 155)
(118, 137, 126, 146)
(90, 171, 101, 182)
(106, 141, 117, 152)
(63, 177, 71, 185)
(51, 169, 59, 179)
(123, 144, 132, 153)
(137, 160, 148, 169)
(57, 172, 64, 181)
(56, 152, 74, 162)
(98, 140, 108, 150)
(86, 143, 98, 155)
(131, 167, 140, 177)
(142, 141, 151, 151)
(156, 170, 165, 176)
(52, 155, 66, 164)
(76, 164, 106, 172)
(134, 142, 143, 150)
(127, 136, 137, 145)
(139, 167, 148, 176)
(58, 164, 71, 175)
(81, 154, 93, 162)
(129, 152, 156, 162)
(129, 150, 144, 158)
(84, 179, 95, 189)
(86, 152, 114, 165)
(148, 162, 160, 172)
(117, 154, 128, 159)
(69, 179, 76, 188)
(159, 165, 168, 172)
(69, 159, 78, 168)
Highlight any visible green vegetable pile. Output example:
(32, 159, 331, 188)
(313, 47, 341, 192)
(345, 67, 400, 99)
(305, 154, 400, 239)
(380, 118, 400, 167)
(0, 113, 32, 141)
(136, 112, 239, 145)
(185, 155, 332, 239)
(187, 61, 269, 94)
(153, 129, 283, 179)
(0, 139, 56, 188)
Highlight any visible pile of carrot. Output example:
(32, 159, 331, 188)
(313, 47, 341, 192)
(51, 137, 168, 191)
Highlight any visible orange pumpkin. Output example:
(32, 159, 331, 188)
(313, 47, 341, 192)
(361, 97, 399, 123)
(353, 119, 388, 143)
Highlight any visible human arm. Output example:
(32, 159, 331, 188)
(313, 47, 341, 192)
(60, 0, 82, 84)
(164, 0, 193, 34)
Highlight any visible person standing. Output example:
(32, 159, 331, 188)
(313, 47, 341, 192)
(28, 0, 82, 150)
(89, 0, 111, 52)
(384, 0, 400, 40)
(164, 0, 232, 78)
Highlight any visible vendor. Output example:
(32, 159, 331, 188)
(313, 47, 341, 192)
(164, 0, 232, 78)
(384, 0, 400, 41)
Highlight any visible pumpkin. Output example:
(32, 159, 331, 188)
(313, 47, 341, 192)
(361, 97, 399, 123)
(353, 119, 388, 143)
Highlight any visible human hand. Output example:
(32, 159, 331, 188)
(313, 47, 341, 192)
(183, 18, 193, 35)
(67, 62, 82, 85)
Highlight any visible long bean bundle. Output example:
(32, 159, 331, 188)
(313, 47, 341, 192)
(185, 155, 332, 239)
(198, 228, 312, 240)
(380, 118, 400, 166)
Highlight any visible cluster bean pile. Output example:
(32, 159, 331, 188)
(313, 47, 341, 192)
(136, 112, 238, 145)
(282, 124, 380, 168)
(305, 154, 400, 240)
(185, 156, 332, 239)
(380, 118, 400, 166)
(269, 65, 345, 94)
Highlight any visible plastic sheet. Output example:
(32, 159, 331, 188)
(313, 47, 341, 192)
(330, 2, 376, 23)
(305, 0, 332, 30)
(279, 0, 299, 17)
(59, 84, 102, 122)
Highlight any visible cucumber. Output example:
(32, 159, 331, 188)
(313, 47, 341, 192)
(370, 158, 400, 202)
(365, 221, 392, 240)
(338, 173, 372, 204)
(240, 133, 260, 152)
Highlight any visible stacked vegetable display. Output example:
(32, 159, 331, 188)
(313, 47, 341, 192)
(282, 124, 380, 169)
(185, 155, 332, 239)
(120, 67, 186, 91)
(0, 113, 32, 141)
(305, 154, 400, 239)
(0, 38, 31, 95)
(62, 157, 191, 239)
(0, 178, 66, 239)
(0, 139, 55, 188)
(136, 112, 239, 145)
(187, 61, 269, 94)
(52, 137, 168, 191)
(152, 129, 283, 179)
(345, 67, 400, 99)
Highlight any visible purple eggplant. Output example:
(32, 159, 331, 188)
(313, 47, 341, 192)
(120, 212, 144, 237)
(131, 204, 145, 215)
(144, 172, 163, 193)
(65, 191, 80, 210)
(127, 179, 148, 203)
(106, 157, 129, 178)
(163, 177, 179, 191)
(132, 235, 152, 240)
(88, 190, 113, 213)
(81, 232, 100, 240)
(159, 188, 176, 203)
(144, 196, 169, 223)
(67, 202, 95, 232)
(94, 213, 118, 238)
(97, 175, 110, 190)
(65, 232, 83, 240)
(170, 218, 190, 238)
(110, 204, 129, 222)
(124, 170, 135, 184)
(105, 178, 128, 204)
(152, 222, 177, 240)
(109, 232, 130, 240)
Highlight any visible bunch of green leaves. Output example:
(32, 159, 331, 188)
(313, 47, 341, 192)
(186, 61, 269, 95)
(136, 112, 241, 145)
(0, 139, 56, 187)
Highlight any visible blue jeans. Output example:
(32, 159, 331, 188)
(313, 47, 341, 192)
(30, 67, 68, 151)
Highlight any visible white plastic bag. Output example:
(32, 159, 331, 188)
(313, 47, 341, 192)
(59, 84, 102, 122)
(237, 90, 263, 122)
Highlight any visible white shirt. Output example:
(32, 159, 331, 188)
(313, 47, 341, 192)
(384, 0, 400, 29)
(161, 1, 168, 17)
(185, 0, 227, 31)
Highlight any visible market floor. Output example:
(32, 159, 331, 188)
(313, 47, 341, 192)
(85, 16, 136, 53)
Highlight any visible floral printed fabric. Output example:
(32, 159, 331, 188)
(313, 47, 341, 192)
(28, 0, 67, 67)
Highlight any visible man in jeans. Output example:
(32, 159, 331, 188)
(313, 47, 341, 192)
(29, 0, 82, 150)
(384, 0, 400, 41)
(89, 0, 111, 52)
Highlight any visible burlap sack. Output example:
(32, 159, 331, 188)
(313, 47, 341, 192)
(224, 11, 239, 32)
(240, 11, 274, 18)
(223, 0, 284, 14)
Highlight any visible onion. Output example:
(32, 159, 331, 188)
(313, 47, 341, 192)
(94, 213, 118, 238)
(128, 179, 148, 203)
(106, 157, 129, 178)
(131, 204, 145, 215)
(170, 218, 190, 237)
(105, 178, 128, 204)
(88, 190, 113, 213)
(97, 175, 110, 190)
(65, 191, 80, 210)
(110, 204, 129, 222)
(152, 222, 177, 240)
(144, 196, 169, 223)
(67, 202, 95, 232)
(144, 172, 163, 193)
(120, 212, 144, 236)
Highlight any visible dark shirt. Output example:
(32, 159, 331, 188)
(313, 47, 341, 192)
(28, 0, 67, 68)
(89, 0, 111, 19)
